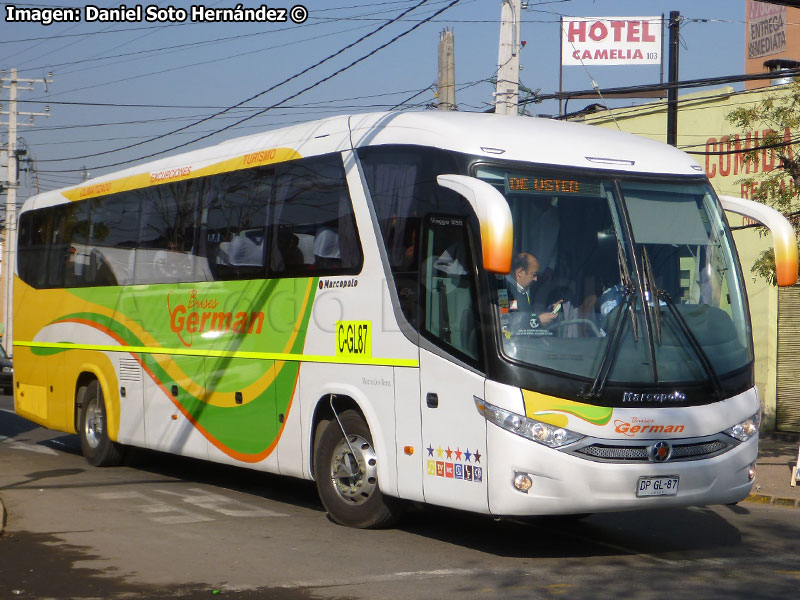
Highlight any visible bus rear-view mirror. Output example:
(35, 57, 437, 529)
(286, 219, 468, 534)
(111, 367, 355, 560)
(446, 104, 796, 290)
(437, 174, 513, 274)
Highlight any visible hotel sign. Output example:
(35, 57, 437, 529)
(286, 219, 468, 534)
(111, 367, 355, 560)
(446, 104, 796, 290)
(561, 17, 662, 66)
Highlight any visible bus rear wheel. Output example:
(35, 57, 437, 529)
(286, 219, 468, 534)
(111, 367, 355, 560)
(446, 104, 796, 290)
(79, 380, 124, 467)
(314, 410, 400, 529)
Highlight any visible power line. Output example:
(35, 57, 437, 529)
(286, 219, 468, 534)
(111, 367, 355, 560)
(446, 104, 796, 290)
(528, 69, 800, 105)
(2, 0, 430, 46)
(14, 85, 436, 110)
(578, 87, 768, 127)
(108, 0, 464, 162)
(24, 101, 421, 135)
(42, 0, 464, 173)
(37, 0, 439, 164)
(685, 135, 800, 157)
(13, 1, 449, 76)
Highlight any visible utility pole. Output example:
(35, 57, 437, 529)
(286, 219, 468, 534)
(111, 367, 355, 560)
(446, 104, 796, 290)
(495, 0, 522, 115)
(666, 12, 680, 147)
(437, 28, 456, 111)
(0, 68, 52, 354)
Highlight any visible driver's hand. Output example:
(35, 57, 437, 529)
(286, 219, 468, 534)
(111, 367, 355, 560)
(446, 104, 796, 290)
(538, 311, 558, 326)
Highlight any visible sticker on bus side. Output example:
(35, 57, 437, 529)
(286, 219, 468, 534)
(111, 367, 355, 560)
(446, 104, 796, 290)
(336, 321, 371, 359)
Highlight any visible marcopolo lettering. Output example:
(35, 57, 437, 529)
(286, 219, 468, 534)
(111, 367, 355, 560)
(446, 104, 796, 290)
(319, 279, 358, 290)
(622, 391, 686, 404)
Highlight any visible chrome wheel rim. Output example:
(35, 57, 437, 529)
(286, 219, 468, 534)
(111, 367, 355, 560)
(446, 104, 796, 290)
(84, 397, 103, 449)
(329, 434, 377, 505)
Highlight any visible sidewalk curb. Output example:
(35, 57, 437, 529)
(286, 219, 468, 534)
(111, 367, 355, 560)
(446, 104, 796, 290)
(0, 495, 5, 535)
(743, 493, 800, 508)
(762, 431, 800, 444)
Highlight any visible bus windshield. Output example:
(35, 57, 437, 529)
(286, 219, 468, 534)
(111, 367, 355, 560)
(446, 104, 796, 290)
(475, 165, 752, 386)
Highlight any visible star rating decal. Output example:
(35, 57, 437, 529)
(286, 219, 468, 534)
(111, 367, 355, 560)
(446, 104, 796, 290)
(424, 442, 484, 484)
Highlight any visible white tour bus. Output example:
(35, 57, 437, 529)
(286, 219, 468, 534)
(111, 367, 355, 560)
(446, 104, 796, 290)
(13, 111, 798, 528)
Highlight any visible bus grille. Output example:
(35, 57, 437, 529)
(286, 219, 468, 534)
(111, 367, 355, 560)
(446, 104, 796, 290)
(118, 358, 142, 382)
(572, 438, 733, 463)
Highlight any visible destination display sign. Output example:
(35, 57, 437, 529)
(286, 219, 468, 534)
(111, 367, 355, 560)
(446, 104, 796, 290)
(504, 174, 603, 197)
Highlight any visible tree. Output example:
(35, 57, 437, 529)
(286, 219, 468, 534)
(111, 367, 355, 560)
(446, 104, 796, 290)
(726, 80, 800, 285)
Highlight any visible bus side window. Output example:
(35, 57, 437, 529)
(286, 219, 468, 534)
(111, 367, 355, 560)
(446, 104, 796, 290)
(46, 204, 74, 288)
(420, 215, 482, 365)
(202, 168, 271, 281)
(135, 181, 200, 285)
(358, 145, 465, 331)
(88, 193, 141, 286)
(61, 201, 90, 288)
(17, 210, 48, 288)
(270, 154, 362, 277)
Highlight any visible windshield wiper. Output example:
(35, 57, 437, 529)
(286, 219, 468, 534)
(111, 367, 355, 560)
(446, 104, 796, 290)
(640, 247, 661, 384)
(641, 247, 662, 344)
(657, 290, 724, 400)
(580, 294, 629, 400)
(580, 241, 636, 400)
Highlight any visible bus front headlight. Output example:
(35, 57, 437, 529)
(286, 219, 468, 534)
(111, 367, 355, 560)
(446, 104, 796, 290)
(476, 398, 584, 449)
(722, 411, 761, 442)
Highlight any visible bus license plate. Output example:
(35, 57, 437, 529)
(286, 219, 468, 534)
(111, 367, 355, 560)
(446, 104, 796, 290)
(636, 476, 679, 497)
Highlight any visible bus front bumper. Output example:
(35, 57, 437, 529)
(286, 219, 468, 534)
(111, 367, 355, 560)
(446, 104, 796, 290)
(486, 424, 757, 517)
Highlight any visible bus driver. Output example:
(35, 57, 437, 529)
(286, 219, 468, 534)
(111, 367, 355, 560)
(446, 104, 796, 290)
(504, 252, 562, 334)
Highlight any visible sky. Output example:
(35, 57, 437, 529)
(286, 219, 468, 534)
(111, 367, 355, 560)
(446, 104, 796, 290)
(0, 0, 748, 199)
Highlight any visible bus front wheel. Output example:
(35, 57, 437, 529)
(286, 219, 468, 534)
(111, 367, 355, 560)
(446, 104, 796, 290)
(79, 380, 124, 467)
(314, 410, 400, 529)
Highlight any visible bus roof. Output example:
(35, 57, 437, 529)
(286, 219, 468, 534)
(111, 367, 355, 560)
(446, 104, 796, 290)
(349, 111, 703, 175)
(24, 111, 703, 211)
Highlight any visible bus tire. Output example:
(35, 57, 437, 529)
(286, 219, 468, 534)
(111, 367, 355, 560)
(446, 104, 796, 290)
(79, 380, 124, 467)
(314, 410, 401, 529)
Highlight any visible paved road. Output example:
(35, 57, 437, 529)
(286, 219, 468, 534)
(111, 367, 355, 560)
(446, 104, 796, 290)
(2, 396, 800, 600)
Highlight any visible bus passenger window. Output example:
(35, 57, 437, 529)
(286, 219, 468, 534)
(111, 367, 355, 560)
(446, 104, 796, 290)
(202, 168, 271, 281)
(17, 210, 52, 288)
(270, 155, 362, 277)
(61, 202, 90, 288)
(135, 181, 201, 285)
(81, 193, 141, 287)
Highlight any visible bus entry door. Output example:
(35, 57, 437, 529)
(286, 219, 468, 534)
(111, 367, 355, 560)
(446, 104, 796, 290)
(418, 214, 488, 513)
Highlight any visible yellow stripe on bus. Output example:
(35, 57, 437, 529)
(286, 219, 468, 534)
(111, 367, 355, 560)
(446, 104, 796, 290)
(61, 147, 303, 201)
(13, 340, 419, 368)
